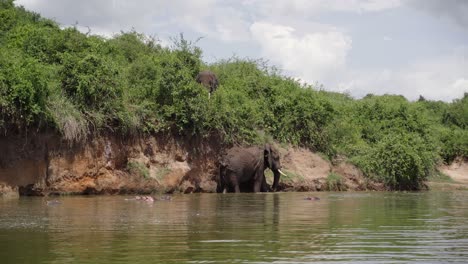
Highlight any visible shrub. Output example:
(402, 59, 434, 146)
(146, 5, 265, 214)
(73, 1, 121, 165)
(353, 133, 436, 190)
(0, 8, 16, 33)
(327, 173, 345, 191)
(438, 127, 468, 164)
(0, 50, 49, 129)
(443, 93, 468, 129)
(60, 53, 122, 111)
(127, 161, 150, 179)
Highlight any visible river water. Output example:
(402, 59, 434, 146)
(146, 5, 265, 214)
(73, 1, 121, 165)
(1, 192, 468, 263)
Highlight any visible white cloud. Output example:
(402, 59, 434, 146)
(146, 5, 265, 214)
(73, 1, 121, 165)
(250, 22, 352, 83)
(452, 78, 468, 94)
(243, 0, 401, 17)
(352, 0, 402, 12)
(383, 36, 393, 41)
(407, 0, 468, 29)
(16, 0, 159, 33)
(206, 7, 251, 42)
(16, 0, 252, 42)
(336, 52, 468, 101)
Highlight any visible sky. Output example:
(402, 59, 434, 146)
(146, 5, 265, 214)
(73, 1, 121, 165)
(15, 0, 468, 102)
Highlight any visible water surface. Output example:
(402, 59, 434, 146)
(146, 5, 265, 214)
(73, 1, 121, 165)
(1, 192, 468, 263)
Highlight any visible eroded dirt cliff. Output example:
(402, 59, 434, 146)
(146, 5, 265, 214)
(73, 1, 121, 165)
(0, 133, 380, 196)
(0, 133, 221, 196)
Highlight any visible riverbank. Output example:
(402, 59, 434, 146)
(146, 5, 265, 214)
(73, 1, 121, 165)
(428, 159, 468, 191)
(0, 133, 387, 197)
(1, 2, 466, 195)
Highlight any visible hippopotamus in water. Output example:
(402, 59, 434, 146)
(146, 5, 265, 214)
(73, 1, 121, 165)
(304, 196, 320, 201)
(159, 195, 172, 201)
(46, 200, 61, 206)
(128, 195, 171, 203)
(132, 196, 154, 202)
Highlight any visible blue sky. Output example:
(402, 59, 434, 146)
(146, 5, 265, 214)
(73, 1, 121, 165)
(16, 0, 468, 101)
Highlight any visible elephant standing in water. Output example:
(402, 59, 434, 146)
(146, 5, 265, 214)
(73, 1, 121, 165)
(196, 70, 218, 98)
(217, 144, 286, 193)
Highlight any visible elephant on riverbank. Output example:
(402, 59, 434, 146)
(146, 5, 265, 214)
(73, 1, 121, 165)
(196, 70, 218, 98)
(217, 144, 286, 193)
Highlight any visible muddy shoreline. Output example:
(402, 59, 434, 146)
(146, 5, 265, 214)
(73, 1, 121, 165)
(0, 133, 395, 197)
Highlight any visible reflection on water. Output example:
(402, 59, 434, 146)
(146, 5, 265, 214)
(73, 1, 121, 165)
(1, 192, 468, 263)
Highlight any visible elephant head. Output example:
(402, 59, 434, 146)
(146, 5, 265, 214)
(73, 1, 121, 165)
(263, 144, 286, 191)
(196, 70, 218, 98)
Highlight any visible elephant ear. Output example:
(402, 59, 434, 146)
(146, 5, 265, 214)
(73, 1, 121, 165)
(264, 144, 273, 169)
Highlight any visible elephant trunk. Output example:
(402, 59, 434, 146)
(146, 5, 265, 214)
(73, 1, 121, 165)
(272, 169, 281, 191)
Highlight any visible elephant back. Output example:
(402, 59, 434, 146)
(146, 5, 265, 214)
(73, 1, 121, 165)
(221, 146, 263, 171)
(196, 70, 218, 93)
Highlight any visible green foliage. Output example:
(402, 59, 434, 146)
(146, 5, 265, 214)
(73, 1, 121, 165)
(0, 8, 16, 32)
(6, 23, 61, 63)
(107, 31, 161, 63)
(0, 3, 467, 190)
(207, 87, 261, 143)
(437, 127, 468, 163)
(60, 53, 122, 110)
(0, 0, 14, 9)
(210, 58, 335, 148)
(427, 171, 454, 183)
(154, 167, 171, 182)
(353, 133, 435, 190)
(443, 93, 468, 129)
(127, 161, 150, 179)
(0, 50, 50, 128)
(325, 95, 443, 190)
(327, 173, 345, 191)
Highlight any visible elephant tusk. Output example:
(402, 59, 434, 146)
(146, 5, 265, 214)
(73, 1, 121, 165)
(278, 169, 287, 176)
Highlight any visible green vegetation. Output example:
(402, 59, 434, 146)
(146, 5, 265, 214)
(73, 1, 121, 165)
(127, 161, 150, 179)
(154, 167, 171, 182)
(326, 173, 345, 191)
(427, 171, 454, 183)
(1, 1, 467, 190)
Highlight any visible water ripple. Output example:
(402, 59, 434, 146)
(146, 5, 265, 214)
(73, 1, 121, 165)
(1, 192, 468, 263)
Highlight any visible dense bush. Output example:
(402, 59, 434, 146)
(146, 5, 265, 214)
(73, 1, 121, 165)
(438, 127, 468, 163)
(326, 95, 440, 190)
(60, 53, 122, 111)
(352, 133, 436, 190)
(0, 2, 467, 190)
(0, 50, 50, 128)
(443, 93, 468, 129)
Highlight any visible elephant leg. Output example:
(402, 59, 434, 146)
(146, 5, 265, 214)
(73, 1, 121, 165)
(253, 170, 265, 193)
(261, 176, 271, 192)
(254, 180, 262, 193)
(217, 165, 227, 193)
(216, 177, 225, 193)
(226, 170, 241, 193)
